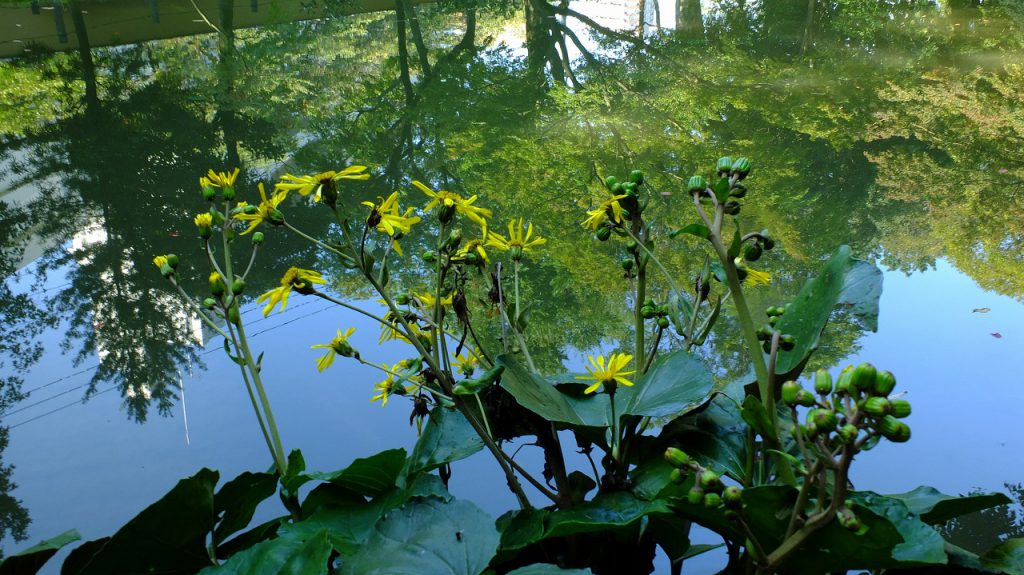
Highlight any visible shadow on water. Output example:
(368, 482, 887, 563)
(0, 0, 1023, 558)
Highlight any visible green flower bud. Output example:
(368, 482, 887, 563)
(814, 369, 833, 395)
(850, 362, 877, 391)
(596, 226, 612, 241)
(222, 186, 235, 201)
(890, 399, 912, 419)
(780, 334, 796, 351)
(687, 175, 707, 194)
(717, 157, 733, 174)
(626, 240, 639, 254)
(762, 340, 772, 354)
(629, 169, 644, 184)
(874, 370, 897, 396)
(439, 203, 456, 224)
(722, 486, 743, 509)
(811, 409, 838, 431)
(757, 324, 774, 341)
(622, 181, 638, 195)
(864, 397, 891, 417)
(446, 229, 463, 250)
(159, 263, 175, 278)
(202, 186, 217, 201)
(731, 157, 751, 178)
(704, 493, 722, 508)
(669, 468, 685, 485)
(209, 272, 226, 296)
(782, 380, 801, 405)
(768, 315, 779, 327)
(422, 250, 437, 264)
(621, 258, 634, 271)
(664, 447, 692, 468)
(743, 243, 763, 262)
(687, 487, 704, 505)
(396, 293, 412, 306)
(657, 317, 670, 329)
(835, 366, 854, 396)
(699, 469, 722, 492)
(252, 231, 265, 245)
(766, 306, 784, 317)
(231, 279, 246, 295)
(838, 508, 861, 532)
(760, 230, 775, 250)
(227, 303, 241, 325)
(729, 183, 748, 198)
(723, 201, 741, 216)
(266, 208, 285, 226)
(640, 305, 656, 319)
(879, 415, 911, 442)
(838, 424, 858, 444)
(202, 298, 217, 309)
(795, 389, 817, 407)
(605, 175, 619, 189)
(611, 182, 624, 194)
(165, 254, 179, 269)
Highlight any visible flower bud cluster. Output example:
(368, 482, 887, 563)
(756, 305, 795, 353)
(688, 157, 752, 215)
(640, 299, 671, 330)
(783, 363, 911, 448)
(664, 448, 743, 513)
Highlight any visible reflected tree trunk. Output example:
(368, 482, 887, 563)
(395, 3, 417, 104)
(636, 0, 647, 38)
(217, 0, 240, 168)
(400, 0, 432, 76)
(800, 0, 816, 55)
(675, 0, 702, 39)
(67, 0, 98, 108)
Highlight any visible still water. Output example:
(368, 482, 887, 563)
(1, 0, 1023, 571)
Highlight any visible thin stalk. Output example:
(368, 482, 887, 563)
(169, 279, 229, 339)
(241, 244, 259, 280)
(284, 221, 352, 261)
(624, 226, 682, 293)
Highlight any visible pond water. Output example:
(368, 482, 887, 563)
(1, 0, 1023, 572)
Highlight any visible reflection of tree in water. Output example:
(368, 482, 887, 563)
(940, 483, 1024, 555)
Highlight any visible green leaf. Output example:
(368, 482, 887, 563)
(850, 492, 948, 566)
(507, 565, 594, 575)
(213, 471, 278, 546)
(320, 448, 407, 498)
(279, 499, 387, 556)
(340, 498, 500, 575)
(647, 515, 692, 561)
(726, 224, 742, 259)
(199, 529, 332, 575)
(497, 355, 610, 427)
(0, 529, 80, 575)
(740, 395, 775, 439)
(982, 538, 1024, 575)
(544, 492, 671, 539)
(617, 350, 715, 419)
(667, 290, 694, 336)
(497, 508, 548, 553)
(216, 518, 286, 559)
(886, 486, 1011, 525)
(772, 246, 883, 378)
(670, 223, 710, 240)
(659, 397, 748, 481)
(713, 177, 731, 201)
(406, 407, 485, 477)
(67, 468, 218, 575)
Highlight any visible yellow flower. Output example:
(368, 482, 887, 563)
(275, 166, 369, 202)
(413, 180, 491, 228)
(414, 292, 454, 309)
(153, 255, 168, 269)
(487, 218, 547, 257)
(453, 225, 490, 266)
(362, 191, 421, 255)
(310, 327, 357, 372)
(257, 267, 326, 316)
(203, 168, 240, 188)
(234, 183, 285, 235)
(370, 364, 419, 407)
(576, 353, 635, 394)
(453, 352, 479, 377)
(582, 194, 629, 230)
(194, 213, 214, 228)
(745, 268, 771, 287)
(378, 310, 424, 345)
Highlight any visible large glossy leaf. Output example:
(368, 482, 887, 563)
(339, 498, 500, 575)
(280, 498, 386, 556)
(213, 471, 278, 546)
(497, 355, 609, 427)
(497, 508, 548, 553)
(68, 468, 219, 575)
(659, 397, 748, 481)
(851, 492, 947, 566)
(406, 407, 484, 477)
(982, 538, 1024, 575)
(772, 246, 883, 377)
(0, 529, 80, 575)
(886, 486, 1011, 525)
(617, 350, 715, 418)
(199, 529, 332, 575)
(507, 566, 594, 575)
(544, 492, 671, 539)
(322, 449, 407, 497)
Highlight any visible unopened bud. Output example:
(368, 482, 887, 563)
(782, 381, 801, 405)
(252, 231, 265, 245)
(202, 186, 217, 201)
(209, 272, 226, 296)
(811, 409, 837, 431)
(231, 279, 245, 295)
(813, 369, 833, 395)
(605, 175, 619, 189)
(795, 389, 817, 407)
(890, 399, 912, 419)
(687, 175, 707, 194)
(838, 424, 858, 444)
(873, 370, 897, 396)
(665, 447, 692, 468)
(722, 486, 743, 509)
(703, 493, 722, 508)
(596, 227, 612, 241)
(850, 362, 877, 391)
(731, 157, 751, 178)
(422, 251, 437, 264)
(835, 366, 854, 396)
(743, 243, 762, 262)
(780, 334, 796, 351)
(687, 487, 704, 505)
(166, 254, 179, 269)
(629, 170, 644, 185)
(880, 415, 911, 443)
(863, 397, 891, 417)
(716, 156, 733, 174)
(657, 317, 670, 329)
(699, 470, 722, 492)
(669, 468, 685, 485)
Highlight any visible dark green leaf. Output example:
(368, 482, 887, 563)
(886, 486, 1011, 525)
(406, 407, 485, 477)
(214, 471, 278, 546)
(340, 498, 500, 575)
(544, 492, 670, 539)
(659, 398, 748, 481)
(647, 515, 692, 561)
(670, 223, 710, 240)
(740, 395, 775, 438)
(0, 529, 80, 575)
(618, 350, 715, 419)
(981, 538, 1024, 575)
(215, 518, 286, 560)
(680, 544, 725, 561)
(713, 177, 731, 201)
(497, 355, 610, 427)
(69, 468, 218, 575)
(199, 529, 332, 575)
(497, 509, 548, 553)
(667, 290, 694, 336)
(850, 492, 948, 566)
(507, 565, 594, 575)
(279, 499, 387, 556)
(321, 448, 406, 498)
(726, 224, 742, 259)
(60, 538, 109, 575)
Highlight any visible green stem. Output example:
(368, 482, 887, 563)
(284, 221, 352, 261)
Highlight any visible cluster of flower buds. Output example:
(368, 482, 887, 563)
(687, 157, 751, 214)
(639, 299, 671, 330)
(665, 448, 743, 513)
(782, 363, 911, 447)
(756, 306, 796, 353)
(153, 254, 179, 279)
(594, 169, 646, 242)
(605, 170, 645, 198)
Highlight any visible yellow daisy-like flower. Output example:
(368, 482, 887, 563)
(257, 267, 326, 316)
(414, 291, 454, 309)
(310, 327, 357, 372)
(487, 218, 547, 258)
(202, 168, 240, 188)
(453, 225, 490, 266)
(582, 194, 629, 230)
(275, 166, 369, 202)
(153, 255, 168, 269)
(575, 353, 635, 394)
(362, 191, 422, 255)
(194, 213, 213, 228)
(745, 268, 771, 287)
(234, 183, 285, 235)
(378, 310, 425, 345)
(370, 363, 419, 407)
(413, 180, 492, 228)
(453, 352, 479, 377)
